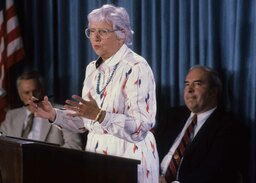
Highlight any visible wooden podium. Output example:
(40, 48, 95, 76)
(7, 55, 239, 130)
(0, 136, 139, 183)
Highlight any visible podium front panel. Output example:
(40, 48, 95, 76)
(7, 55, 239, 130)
(0, 136, 139, 183)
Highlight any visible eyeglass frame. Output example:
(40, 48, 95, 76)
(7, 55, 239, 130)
(84, 28, 120, 39)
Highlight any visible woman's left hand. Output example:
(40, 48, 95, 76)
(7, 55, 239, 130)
(64, 94, 101, 121)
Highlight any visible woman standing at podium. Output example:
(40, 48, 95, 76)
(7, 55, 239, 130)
(29, 4, 159, 183)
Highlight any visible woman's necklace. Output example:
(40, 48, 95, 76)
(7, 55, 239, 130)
(96, 63, 119, 94)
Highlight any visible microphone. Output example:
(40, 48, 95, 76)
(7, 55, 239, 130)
(0, 130, 6, 136)
(24, 95, 54, 107)
(0, 87, 6, 97)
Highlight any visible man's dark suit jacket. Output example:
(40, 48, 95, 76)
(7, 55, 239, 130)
(155, 106, 249, 183)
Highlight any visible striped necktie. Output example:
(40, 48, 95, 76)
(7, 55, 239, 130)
(165, 114, 197, 182)
(22, 113, 34, 138)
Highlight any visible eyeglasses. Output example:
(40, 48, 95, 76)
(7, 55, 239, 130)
(85, 28, 119, 39)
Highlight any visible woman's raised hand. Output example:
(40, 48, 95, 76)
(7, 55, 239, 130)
(28, 96, 56, 121)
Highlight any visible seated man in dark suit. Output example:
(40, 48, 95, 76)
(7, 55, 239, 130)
(0, 70, 83, 150)
(156, 65, 249, 183)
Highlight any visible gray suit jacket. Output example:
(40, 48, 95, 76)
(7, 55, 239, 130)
(0, 107, 83, 150)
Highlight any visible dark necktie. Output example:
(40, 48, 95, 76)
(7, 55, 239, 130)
(22, 113, 34, 138)
(165, 114, 198, 182)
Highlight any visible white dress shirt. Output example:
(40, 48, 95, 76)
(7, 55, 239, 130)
(25, 110, 44, 140)
(160, 107, 217, 181)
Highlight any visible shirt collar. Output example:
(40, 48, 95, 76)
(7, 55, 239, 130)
(190, 107, 217, 125)
(25, 108, 33, 117)
(95, 44, 128, 68)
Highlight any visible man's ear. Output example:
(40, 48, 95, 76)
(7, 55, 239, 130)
(210, 87, 219, 98)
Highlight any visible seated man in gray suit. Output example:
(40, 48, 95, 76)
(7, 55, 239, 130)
(0, 71, 83, 150)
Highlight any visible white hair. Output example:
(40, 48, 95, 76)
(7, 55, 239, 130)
(88, 4, 134, 45)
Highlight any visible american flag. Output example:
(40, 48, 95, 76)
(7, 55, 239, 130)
(0, 0, 24, 121)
